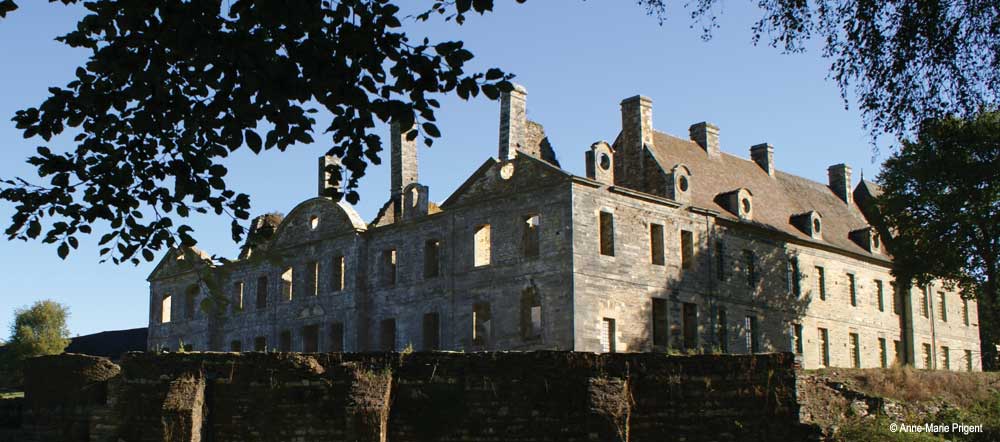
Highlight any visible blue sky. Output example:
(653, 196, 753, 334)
(0, 1, 889, 337)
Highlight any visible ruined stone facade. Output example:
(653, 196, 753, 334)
(147, 86, 982, 371)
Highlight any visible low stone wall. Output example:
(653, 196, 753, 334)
(16, 351, 819, 442)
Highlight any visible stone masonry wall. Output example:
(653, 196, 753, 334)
(14, 352, 817, 442)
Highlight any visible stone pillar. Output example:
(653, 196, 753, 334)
(498, 84, 528, 161)
(828, 163, 852, 205)
(390, 121, 418, 200)
(689, 122, 720, 159)
(750, 143, 775, 177)
(318, 155, 342, 198)
(616, 95, 654, 189)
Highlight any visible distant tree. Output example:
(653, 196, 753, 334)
(7, 300, 72, 360)
(876, 111, 1000, 368)
(0, 0, 996, 265)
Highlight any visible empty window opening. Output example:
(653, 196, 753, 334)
(329, 323, 344, 352)
(598, 212, 615, 256)
(922, 343, 932, 369)
(894, 340, 903, 365)
(281, 267, 293, 301)
(818, 328, 830, 367)
(279, 330, 292, 352)
(233, 282, 244, 313)
(600, 318, 616, 353)
(254, 336, 266, 352)
(332, 255, 345, 292)
(649, 224, 665, 265)
(879, 338, 888, 368)
(793, 324, 803, 355)
(681, 230, 694, 269)
(966, 350, 974, 372)
(847, 274, 857, 306)
(256, 276, 268, 310)
(849, 333, 861, 368)
(184, 286, 198, 320)
(382, 249, 397, 286)
(938, 292, 947, 322)
(474, 225, 492, 267)
(876, 280, 885, 312)
(230, 340, 242, 352)
(717, 308, 728, 353)
(302, 325, 319, 353)
(788, 258, 801, 296)
(716, 241, 726, 281)
(423, 312, 440, 351)
(682, 303, 698, 350)
(816, 266, 826, 300)
(745, 315, 759, 353)
(160, 293, 172, 324)
(309, 215, 319, 230)
(892, 282, 902, 315)
(522, 214, 540, 258)
(473, 302, 493, 346)
(380, 319, 397, 352)
(652, 298, 668, 348)
(424, 240, 441, 278)
(307, 261, 319, 297)
(963, 298, 970, 326)
(521, 288, 542, 340)
(941, 346, 950, 370)
(744, 250, 757, 289)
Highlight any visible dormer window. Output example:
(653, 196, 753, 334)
(668, 164, 692, 203)
(791, 211, 823, 240)
(850, 227, 882, 253)
(717, 188, 753, 221)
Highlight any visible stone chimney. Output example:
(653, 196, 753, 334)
(615, 95, 654, 189)
(391, 121, 418, 200)
(498, 84, 528, 161)
(828, 164, 852, 204)
(689, 122, 720, 159)
(317, 155, 341, 197)
(750, 143, 775, 177)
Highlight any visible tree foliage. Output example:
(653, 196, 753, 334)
(7, 300, 72, 360)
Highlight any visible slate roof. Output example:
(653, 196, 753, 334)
(64, 327, 148, 360)
(646, 131, 886, 260)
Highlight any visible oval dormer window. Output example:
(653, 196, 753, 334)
(741, 197, 751, 214)
(310, 215, 319, 230)
(813, 218, 821, 234)
(679, 176, 689, 192)
(599, 153, 611, 171)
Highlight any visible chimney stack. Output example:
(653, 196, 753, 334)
(317, 155, 342, 197)
(828, 164, 852, 204)
(750, 143, 775, 177)
(498, 84, 528, 161)
(616, 95, 654, 189)
(689, 122, 720, 159)
(391, 121, 418, 200)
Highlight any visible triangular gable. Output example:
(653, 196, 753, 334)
(147, 246, 213, 282)
(441, 154, 572, 209)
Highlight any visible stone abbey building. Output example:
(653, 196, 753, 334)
(147, 86, 982, 371)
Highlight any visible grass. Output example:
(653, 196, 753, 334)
(0, 392, 22, 399)
(816, 364, 1000, 408)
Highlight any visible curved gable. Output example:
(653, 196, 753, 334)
(270, 198, 366, 248)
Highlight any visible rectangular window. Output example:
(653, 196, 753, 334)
(963, 298, 970, 326)
(650, 224, 665, 266)
(920, 291, 929, 318)
(894, 340, 903, 365)
(788, 258, 801, 296)
(382, 249, 397, 286)
(474, 225, 492, 266)
(472, 302, 492, 346)
(254, 336, 266, 352)
(424, 239, 441, 278)
(892, 282, 901, 315)
(522, 214, 540, 258)
(818, 328, 830, 367)
(230, 340, 242, 352)
(332, 255, 345, 292)
(745, 315, 759, 353)
(922, 343, 932, 369)
(717, 307, 728, 353)
(966, 349, 974, 372)
(302, 324, 319, 353)
(683, 303, 698, 350)
(233, 282, 244, 313)
(600, 318, 616, 353)
(256, 276, 268, 309)
(938, 292, 947, 322)
(849, 333, 861, 368)
(793, 324, 803, 355)
(848, 274, 857, 306)
(744, 250, 756, 289)
(816, 267, 826, 300)
(652, 298, 668, 347)
(307, 261, 319, 297)
(876, 280, 885, 312)
(879, 338, 888, 368)
(279, 330, 292, 352)
(380, 319, 396, 352)
(599, 212, 615, 256)
(716, 241, 725, 281)
(184, 287, 197, 320)
(160, 293, 172, 324)
(329, 323, 344, 352)
(423, 313, 440, 350)
(521, 288, 542, 340)
(941, 346, 950, 370)
(281, 267, 293, 301)
(681, 230, 694, 269)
